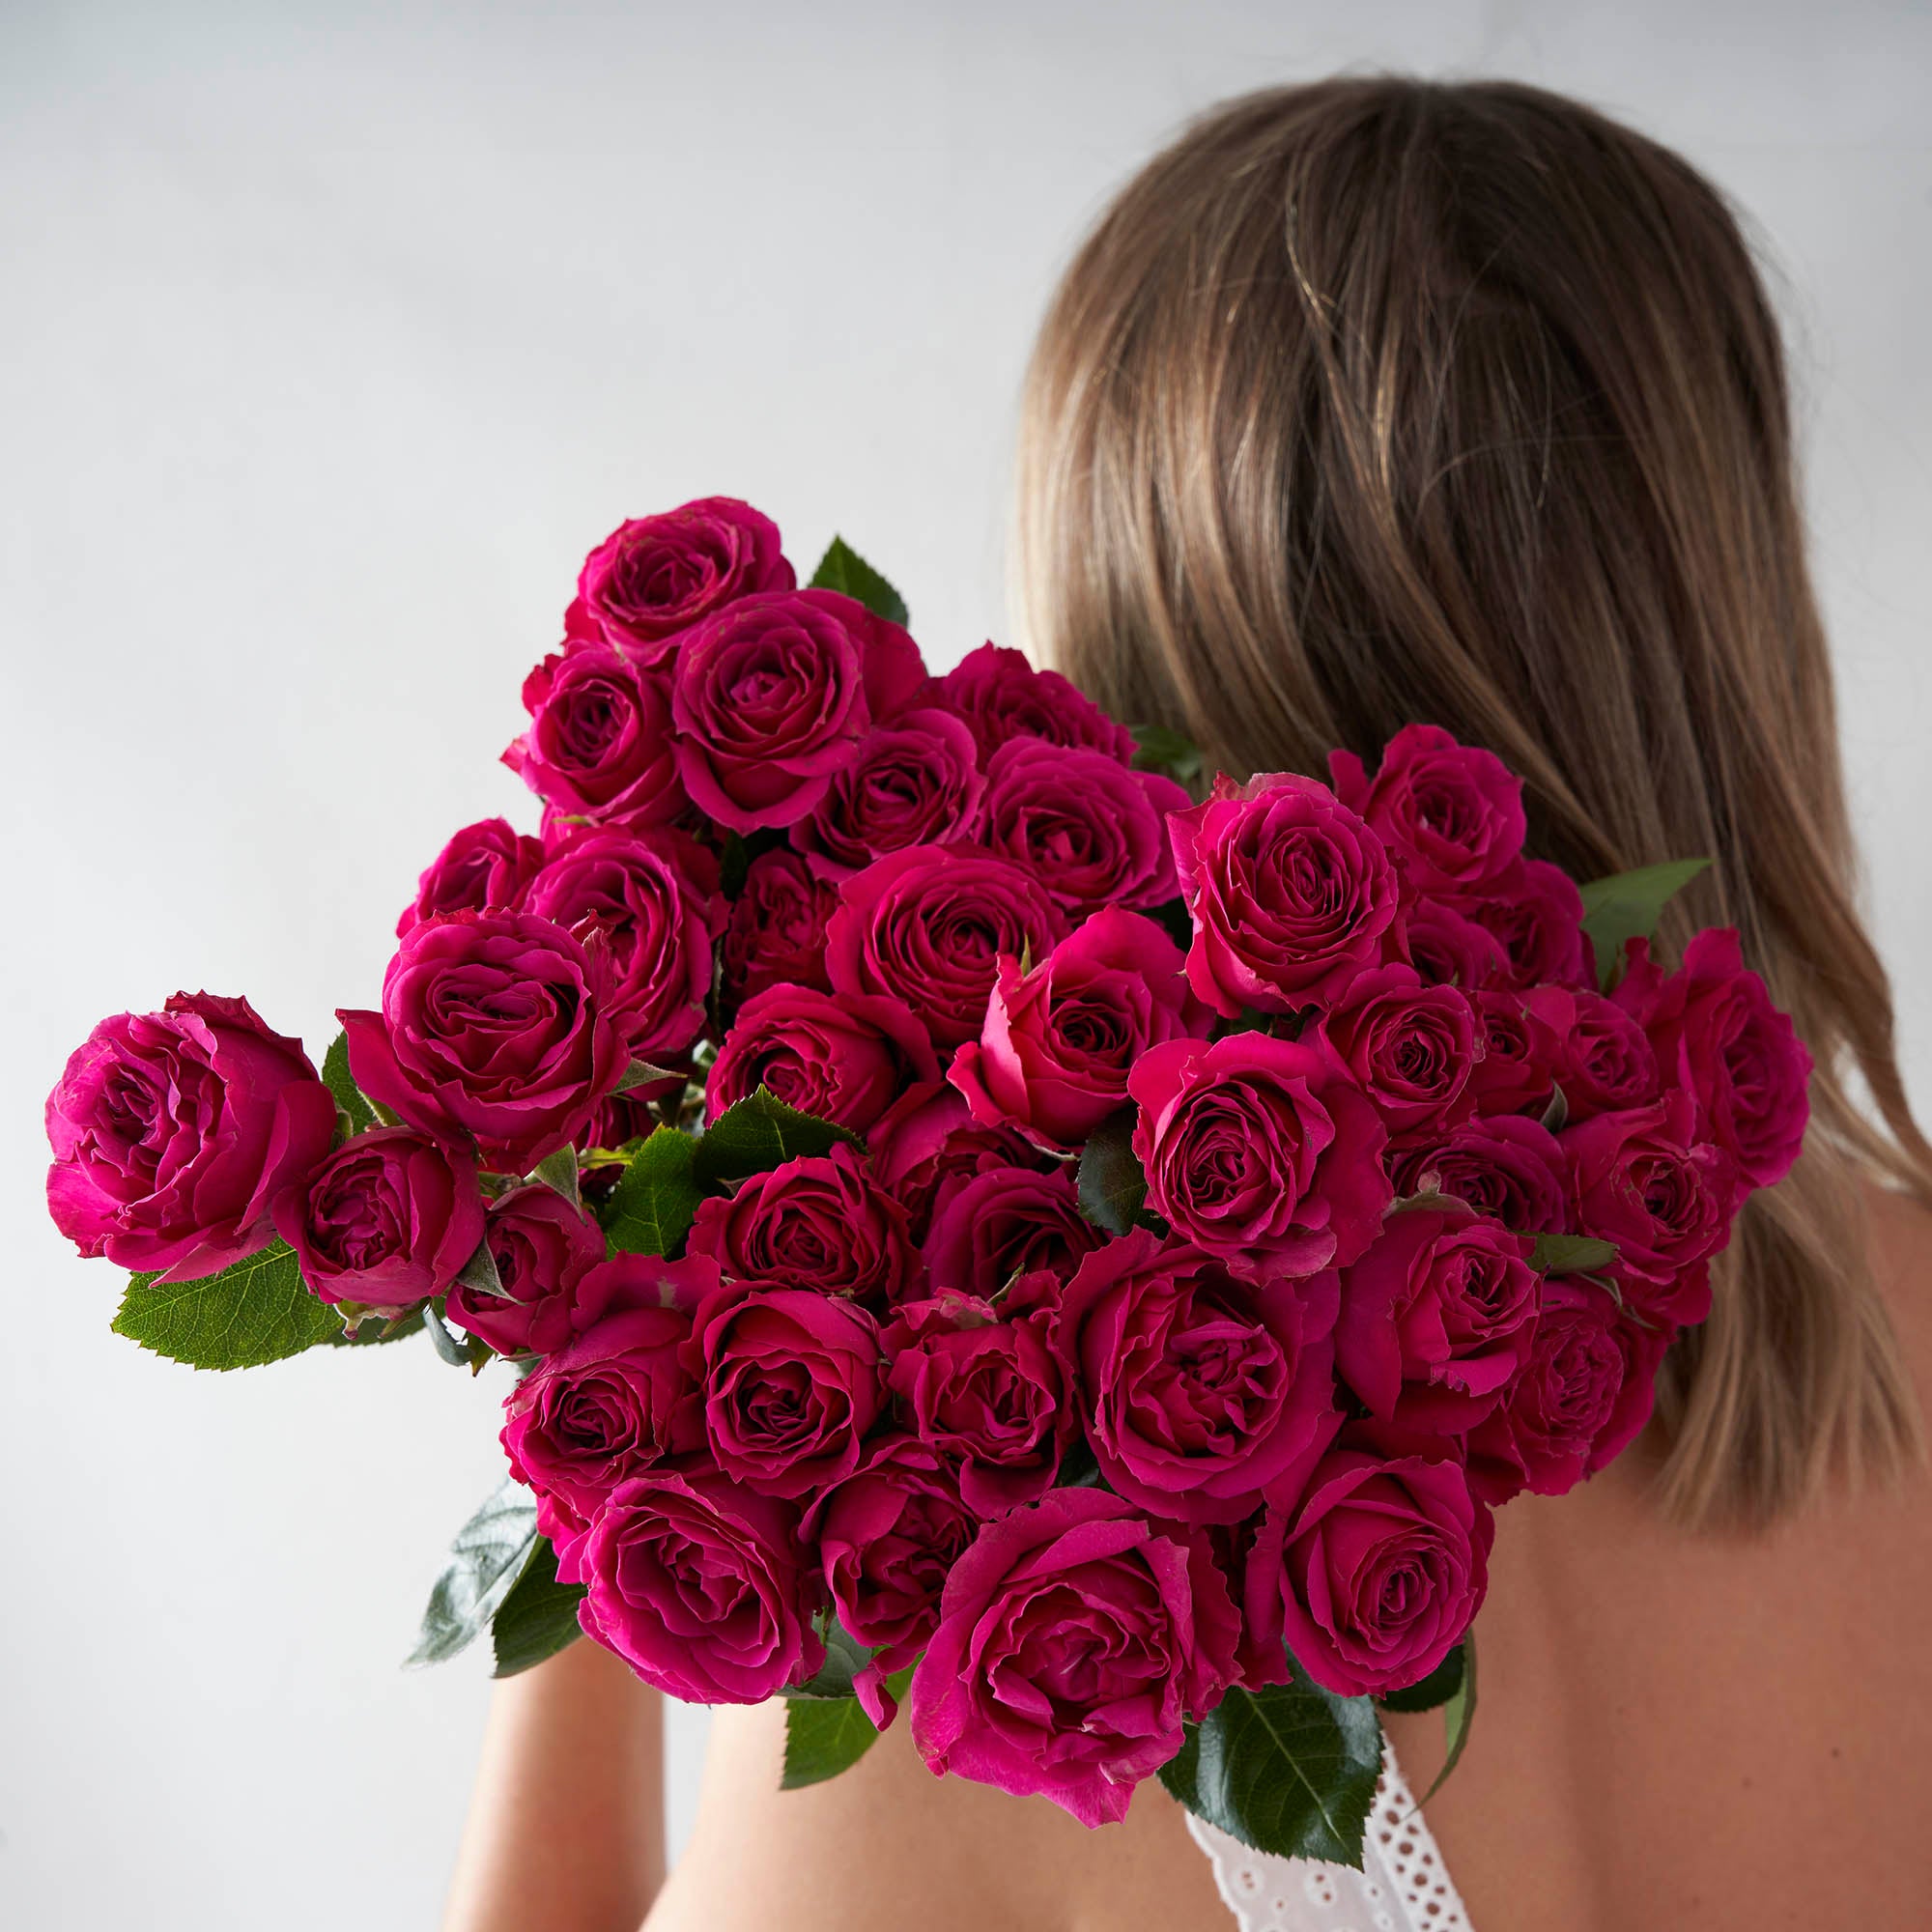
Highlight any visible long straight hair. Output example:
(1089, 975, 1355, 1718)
(1016, 76, 1927, 1529)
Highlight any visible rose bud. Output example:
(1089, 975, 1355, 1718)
(442, 1181, 608, 1356)
(922, 1161, 1106, 1297)
(718, 851, 841, 1013)
(502, 644, 685, 829)
(45, 992, 336, 1282)
(1464, 858, 1596, 990)
(937, 641, 1135, 764)
(1387, 1113, 1570, 1234)
(1317, 963, 1481, 1133)
(395, 816, 546, 939)
(790, 709, 985, 874)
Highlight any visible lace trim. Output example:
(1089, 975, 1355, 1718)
(1184, 1742, 1472, 1932)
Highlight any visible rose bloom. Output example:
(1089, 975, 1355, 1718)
(707, 983, 939, 1135)
(1055, 1227, 1341, 1523)
(339, 909, 626, 1174)
(1465, 859, 1596, 991)
(949, 909, 1211, 1152)
(46, 991, 336, 1282)
(686, 1141, 924, 1306)
(1170, 771, 1401, 1015)
(867, 1084, 1057, 1239)
(922, 1161, 1106, 1297)
(790, 708, 985, 874)
(442, 1181, 608, 1356)
(937, 641, 1135, 764)
(502, 644, 684, 828)
(578, 1467, 825, 1703)
(1536, 985, 1662, 1122)
(670, 588, 926, 832)
(826, 844, 1067, 1050)
(1129, 1034, 1390, 1278)
(271, 1126, 484, 1311)
(1318, 963, 1481, 1133)
(1333, 1208, 1541, 1431)
(1328, 724, 1527, 896)
(1387, 1113, 1570, 1234)
(883, 1279, 1073, 1513)
(1245, 1428, 1493, 1699)
(565, 497, 794, 661)
(1401, 901, 1509, 992)
(395, 817, 545, 939)
(908, 1488, 1239, 1827)
(1463, 988, 1564, 1116)
(718, 850, 841, 1013)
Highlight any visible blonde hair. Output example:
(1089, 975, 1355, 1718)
(1016, 76, 1928, 1529)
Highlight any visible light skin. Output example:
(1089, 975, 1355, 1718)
(443, 1183, 1932, 1932)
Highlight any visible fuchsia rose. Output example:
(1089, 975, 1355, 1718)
(503, 645, 684, 828)
(272, 1126, 484, 1311)
(521, 826, 723, 1058)
(883, 1278, 1073, 1512)
(1246, 1429, 1492, 1699)
(669, 589, 926, 832)
(1170, 773, 1400, 1015)
(1129, 1034, 1390, 1278)
(718, 851, 839, 1011)
(923, 1161, 1107, 1298)
(1466, 859, 1595, 991)
(708, 983, 938, 1135)
(867, 1084, 1054, 1239)
(1535, 986, 1661, 1122)
(686, 1141, 924, 1306)
(938, 642, 1135, 764)
(1463, 989, 1563, 1116)
(791, 709, 985, 873)
(339, 910, 626, 1174)
(687, 1280, 887, 1498)
(1401, 901, 1509, 992)
(45, 992, 336, 1282)
(1318, 965, 1481, 1132)
(909, 1488, 1240, 1827)
(578, 1467, 825, 1703)
(949, 909, 1211, 1151)
(565, 498, 794, 660)
(975, 740, 1189, 919)
(826, 845, 1067, 1050)
(1333, 1208, 1541, 1431)
(1329, 724, 1526, 895)
(1055, 1228, 1341, 1523)
(395, 817, 545, 938)
(442, 1181, 608, 1356)
(1388, 1114, 1569, 1234)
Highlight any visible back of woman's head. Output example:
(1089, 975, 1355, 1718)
(1017, 74, 1928, 1529)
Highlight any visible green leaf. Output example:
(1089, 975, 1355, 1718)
(322, 1029, 376, 1135)
(1578, 857, 1711, 987)
(1075, 1104, 1150, 1236)
(111, 1240, 341, 1370)
(529, 1144, 582, 1209)
(602, 1126, 703, 1257)
(490, 1536, 587, 1678)
(408, 1476, 539, 1667)
(1375, 1642, 1464, 1714)
(1529, 1232, 1620, 1275)
(1130, 723, 1208, 799)
(694, 1085, 859, 1189)
(326, 1304, 426, 1348)
(423, 1297, 492, 1370)
(781, 1697, 881, 1789)
(1158, 1670, 1382, 1869)
(454, 1237, 515, 1302)
(808, 536, 909, 628)
(1417, 1631, 1477, 1809)
(614, 1059, 684, 1095)
(782, 1613, 874, 1701)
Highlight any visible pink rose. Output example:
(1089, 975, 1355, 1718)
(1533, 986, 1661, 1122)
(578, 1468, 825, 1703)
(442, 1181, 608, 1356)
(826, 845, 1067, 1050)
(1128, 1034, 1390, 1277)
(938, 642, 1134, 764)
(909, 1489, 1239, 1827)
(1464, 859, 1595, 991)
(1170, 772, 1400, 1015)
(669, 588, 926, 832)
(922, 1161, 1106, 1297)
(1329, 724, 1526, 895)
(1401, 901, 1508, 991)
(1387, 1114, 1569, 1234)
(339, 910, 626, 1174)
(790, 708, 985, 874)
(718, 850, 839, 1013)
(502, 645, 684, 829)
(708, 983, 938, 1135)
(867, 1084, 1054, 1239)
(565, 498, 794, 661)
(45, 992, 336, 1282)
(1463, 989, 1563, 1116)
(1333, 1208, 1540, 1431)
(949, 909, 1211, 1152)
(1317, 964, 1481, 1132)
(1056, 1228, 1341, 1522)
(271, 1126, 484, 1311)
(395, 817, 545, 939)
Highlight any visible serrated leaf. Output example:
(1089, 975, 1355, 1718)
(602, 1126, 703, 1257)
(1158, 1670, 1382, 1869)
(808, 536, 909, 628)
(408, 1476, 538, 1667)
(490, 1535, 587, 1678)
(529, 1144, 582, 1209)
(1578, 858, 1711, 987)
(694, 1086, 859, 1189)
(1375, 1642, 1464, 1714)
(1528, 1232, 1619, 1275)
(111, 1240, 341, 1370)
(322, 1029, 376, 1135)
(1416, 1631, 1477, 1810)
(1074, 1104, 1149, 1236)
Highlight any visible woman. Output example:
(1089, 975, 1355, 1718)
(441, 77, 1932, 1932)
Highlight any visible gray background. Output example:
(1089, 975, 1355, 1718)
(2, 3, 1926, 1928)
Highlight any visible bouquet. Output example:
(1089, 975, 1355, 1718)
(43, 497, 1812, 1863)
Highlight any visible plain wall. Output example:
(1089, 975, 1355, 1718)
(2, 3, 1926, 1927)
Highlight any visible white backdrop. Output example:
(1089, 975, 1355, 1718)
(2, 4, 1926, 1928)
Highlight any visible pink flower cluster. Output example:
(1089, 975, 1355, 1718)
(45, 497, 1813, 1832)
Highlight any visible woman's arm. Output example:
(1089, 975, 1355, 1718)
(441, 1635, 666, 1932)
